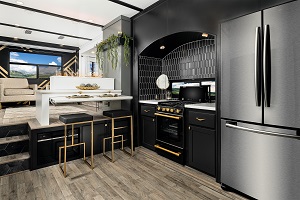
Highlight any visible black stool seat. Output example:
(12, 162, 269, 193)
(59, 113, 93, 124)
(103, 110, 132, 118)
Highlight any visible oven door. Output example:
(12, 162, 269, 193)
(155, 112, 184, 148)
(155, 112, 185, 164)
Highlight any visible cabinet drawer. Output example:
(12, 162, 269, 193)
(141, 105, 156, 117)
(189, 110, 215, 128)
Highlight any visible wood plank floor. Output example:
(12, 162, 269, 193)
(0, 147, 247, 200)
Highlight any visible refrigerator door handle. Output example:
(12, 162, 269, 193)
(263, 24, 271, 107)
(225, 123, 300, 139)
(255, 27, 262, 106)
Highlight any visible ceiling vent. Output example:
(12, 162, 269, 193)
(25, 30, 32, 34)
(58, 36, 64, 39)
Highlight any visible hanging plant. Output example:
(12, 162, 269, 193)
(96, 32, 132, 70)
(123, 33, 131, 67)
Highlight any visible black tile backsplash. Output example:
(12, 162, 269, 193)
(139, 39, 215, 100)
(139, 56, 163, 100)
(163, 39, 215, 80)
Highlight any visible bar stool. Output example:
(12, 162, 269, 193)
(58, 113, 94, 177)
(102, 110, 134, 162)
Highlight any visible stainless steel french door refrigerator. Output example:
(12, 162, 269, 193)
(220, 1, 300, 199)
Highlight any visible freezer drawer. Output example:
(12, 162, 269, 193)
(221, 119, 300, 200)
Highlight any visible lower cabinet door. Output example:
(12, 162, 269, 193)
(189, 125, 215, 176)
(142, 116, 156, 150)
(82, 121, 110, 156)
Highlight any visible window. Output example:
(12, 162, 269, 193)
(10, 64, 37, 78)
(9, 52, 62, 78)
(39, 66, 61, 78)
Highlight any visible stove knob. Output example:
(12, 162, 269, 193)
(166, 108, 170, 112)
(157, 106, 161, 111)
(176, 109, 181, 114)
(162, 107, 166, 111)
(170, 108, 174, 113)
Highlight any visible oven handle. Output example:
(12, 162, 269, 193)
(154, 144, 181, 156)
(154, 113, 181, 120)
(38, 134, 78, 143)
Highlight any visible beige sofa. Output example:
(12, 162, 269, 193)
(0, 78, 37, 109)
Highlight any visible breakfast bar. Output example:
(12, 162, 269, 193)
(35, 89, 133, 126)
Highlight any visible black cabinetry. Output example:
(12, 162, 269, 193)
(82, 118, 131, 156)
(81, 121, 110, 156)
(187, 109, 215, 177)
(30, 126, 81, 170)
(29, 119, 112, 170)
(140, 104, 156, 150)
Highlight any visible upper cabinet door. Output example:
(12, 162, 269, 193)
(264, 1, 300, 128)
(221, 11, 262, 123)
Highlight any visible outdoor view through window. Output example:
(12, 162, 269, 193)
(9, 52, 62, 78)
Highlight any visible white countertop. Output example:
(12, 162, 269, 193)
(184, 103, 216, 111)
(50, 95, 133, 104)
(36, 89, 122, 94)
(139, 99, 177, 105)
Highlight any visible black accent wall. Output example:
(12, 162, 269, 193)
(0, 45, 78, 86)
(132, 0, 294, 182)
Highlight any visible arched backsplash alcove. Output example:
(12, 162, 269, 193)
(138, 31, 215, 100)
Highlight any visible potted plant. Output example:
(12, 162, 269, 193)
(96, 32, 132, 70)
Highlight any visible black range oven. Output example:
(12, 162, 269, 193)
(155, 101, 185, 164)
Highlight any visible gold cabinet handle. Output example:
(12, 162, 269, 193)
(154, 144, 181, 157)
(154, 113, 181, 120)
(196, 118, 205, 121)
(144, 110, 150, 113)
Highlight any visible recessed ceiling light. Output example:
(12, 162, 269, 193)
(25, 30, 32, 34)
(91, 51, 95, 54)
(202, 33, 209, 37)
(16, 1, 24, 5)
(88, 19, 93, 23)
(160, 45, 165, 50)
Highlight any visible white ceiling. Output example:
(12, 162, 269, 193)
(0, 0, 158, 49)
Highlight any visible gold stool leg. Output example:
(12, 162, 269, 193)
(64, 125, 67, 177)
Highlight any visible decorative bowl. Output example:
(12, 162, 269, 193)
(76, 86, 100, 90)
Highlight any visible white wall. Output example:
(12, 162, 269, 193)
(79, 32, 103, 76)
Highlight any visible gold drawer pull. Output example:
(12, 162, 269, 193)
(144, 110, 150, 113)
(154, 144, 181, 157)
(196, 118, 205, 121)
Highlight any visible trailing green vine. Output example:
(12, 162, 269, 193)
(96, 32, 132, 70)
(123, 34, 131, 67)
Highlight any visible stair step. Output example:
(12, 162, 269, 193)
(0, 135, 29, 145)
(0, 152, 30, 165)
